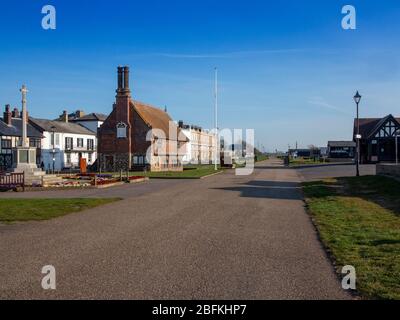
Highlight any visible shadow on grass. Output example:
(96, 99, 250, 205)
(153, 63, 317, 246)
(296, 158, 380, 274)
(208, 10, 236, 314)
(303, 175, 400, 215)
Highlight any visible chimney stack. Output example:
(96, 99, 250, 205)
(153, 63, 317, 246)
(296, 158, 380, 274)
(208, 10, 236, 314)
(123, 66, 130, 92)
(75, 110, 84, 119)
(116, 66, 131, 96)
(117, 66, 123, 93)
(3, 104, 12, 126)
(61, 110, 68, 123)
(12, 107, 20, 118)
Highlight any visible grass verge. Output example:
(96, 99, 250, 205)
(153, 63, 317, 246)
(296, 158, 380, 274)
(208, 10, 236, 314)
(0, 198, 121, 223)
(302, 176, 400, 300)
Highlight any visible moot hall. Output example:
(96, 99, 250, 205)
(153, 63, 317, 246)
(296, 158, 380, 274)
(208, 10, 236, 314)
(97, 66, 187, 172)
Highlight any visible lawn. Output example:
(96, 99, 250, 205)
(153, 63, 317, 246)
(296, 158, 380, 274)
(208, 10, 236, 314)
(0, 198, 120, 223)
(302, 176, 400, 300)
(289, 157, 327, 166)
(112, 165, 223, 179)
(255, 154, 269, 162)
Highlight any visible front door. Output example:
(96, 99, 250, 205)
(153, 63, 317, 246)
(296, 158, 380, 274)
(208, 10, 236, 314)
(378, 138, 396, 162)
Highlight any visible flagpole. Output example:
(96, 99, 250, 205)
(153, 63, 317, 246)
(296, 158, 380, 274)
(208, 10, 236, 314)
(214, 67, 218, 171)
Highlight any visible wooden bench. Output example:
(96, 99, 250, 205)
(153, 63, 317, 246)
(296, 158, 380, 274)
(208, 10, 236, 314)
(0, 172, 25, 191)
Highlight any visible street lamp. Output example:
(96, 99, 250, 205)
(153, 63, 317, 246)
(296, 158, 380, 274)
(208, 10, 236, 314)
(354, 91, 362, 177)
(396, 129, 399, 166)
(50, 125, 56, 174)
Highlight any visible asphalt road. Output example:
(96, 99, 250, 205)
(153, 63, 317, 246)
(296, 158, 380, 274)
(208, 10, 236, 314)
(0, 159, 359, 299)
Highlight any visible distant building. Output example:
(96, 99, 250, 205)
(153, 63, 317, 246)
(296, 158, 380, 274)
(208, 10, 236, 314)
(57, 110, 107, 132)
(0, 105, 42, 171)
(97, 66, 187, 172)
(178, 121, 217, 165)
(327, 141, 356, 160)
(354, 114, 400, 163)
(30, 117, 97, 171)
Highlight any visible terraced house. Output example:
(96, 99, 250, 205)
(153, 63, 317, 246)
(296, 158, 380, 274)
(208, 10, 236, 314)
(97, 66, 187, 172)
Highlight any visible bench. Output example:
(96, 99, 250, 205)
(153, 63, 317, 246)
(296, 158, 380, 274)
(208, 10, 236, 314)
(0, 172, 25, 191)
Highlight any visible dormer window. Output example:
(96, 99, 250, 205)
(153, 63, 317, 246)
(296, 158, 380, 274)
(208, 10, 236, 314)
(117, 122, 127, 138)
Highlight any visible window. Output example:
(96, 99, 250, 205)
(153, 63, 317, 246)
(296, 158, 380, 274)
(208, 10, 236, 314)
(117, 122, 127, 138)
(1, 139, 12, 149)
(65, 137, 73, 150)
(55, 134, 60, 146)
(29, 138, 41, 148)
(88, 153, 93, 164)
(87, 139, 94, 150)
(66, 153, 71, 164)
(77, 138, 84, 148)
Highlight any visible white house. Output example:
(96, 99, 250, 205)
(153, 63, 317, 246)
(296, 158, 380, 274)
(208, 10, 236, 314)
(57, 110, 107, 133)
(29, 118, 97, 171)
(178, 121, 217, 165)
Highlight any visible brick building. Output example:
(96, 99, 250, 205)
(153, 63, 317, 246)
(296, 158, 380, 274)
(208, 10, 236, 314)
(97, 66, 187, 172)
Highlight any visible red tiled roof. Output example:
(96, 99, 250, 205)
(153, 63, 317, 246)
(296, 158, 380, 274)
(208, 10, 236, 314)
(130, 100, 187, 141)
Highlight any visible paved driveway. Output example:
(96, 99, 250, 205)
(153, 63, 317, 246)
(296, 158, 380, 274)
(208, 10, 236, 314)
(0, 159, 351, 299)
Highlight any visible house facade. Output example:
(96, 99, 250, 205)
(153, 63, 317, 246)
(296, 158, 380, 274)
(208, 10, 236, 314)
(178, 121, 217, 165)
(0, 105, 42, 171)
(97, 66, 187, 172)
(30, 118, 97, 171)
(355, 114, 400, 163)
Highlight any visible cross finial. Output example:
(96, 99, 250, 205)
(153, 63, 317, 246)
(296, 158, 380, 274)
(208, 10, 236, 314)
(20, 84, 28, 94)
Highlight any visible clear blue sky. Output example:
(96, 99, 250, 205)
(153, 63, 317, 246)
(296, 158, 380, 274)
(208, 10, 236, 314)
(1, 0, 400, 151)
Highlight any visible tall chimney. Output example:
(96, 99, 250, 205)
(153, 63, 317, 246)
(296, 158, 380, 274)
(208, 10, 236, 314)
(114, 66, 132, 169)
(61, 110, 68, 123)
(117, 66, 123, 93)
(3, 104, 12, 126)
(123, 66, 130, 92)
(12, 107, 20, 118)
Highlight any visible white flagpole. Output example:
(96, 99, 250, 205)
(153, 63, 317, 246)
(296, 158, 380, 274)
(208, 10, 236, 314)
(214, 67, 218, 171)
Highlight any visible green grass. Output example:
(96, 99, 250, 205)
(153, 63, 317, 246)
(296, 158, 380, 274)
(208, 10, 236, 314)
(255, 154, 269, 162)
(290, 157, 327, 166)
(303, 176, 400, 300)
(0, 198, 121, 223)
(111, 165, 223, 179)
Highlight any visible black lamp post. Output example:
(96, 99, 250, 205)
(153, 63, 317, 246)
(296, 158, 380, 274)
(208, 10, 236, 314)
(354, 91, 362, 177)
(50, 125, 56, 174)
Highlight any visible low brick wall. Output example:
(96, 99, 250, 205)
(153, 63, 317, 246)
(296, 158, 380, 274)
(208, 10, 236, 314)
(376, 164, 400, 178)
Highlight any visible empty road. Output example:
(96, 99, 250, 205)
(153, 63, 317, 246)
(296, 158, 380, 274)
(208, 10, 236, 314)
(0, 159, 360, 299)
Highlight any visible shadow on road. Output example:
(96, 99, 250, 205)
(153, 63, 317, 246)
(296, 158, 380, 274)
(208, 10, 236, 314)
(212, 180, 302, 200)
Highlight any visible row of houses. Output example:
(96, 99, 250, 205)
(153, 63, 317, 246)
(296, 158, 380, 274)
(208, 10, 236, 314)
(0, 66, 217, 172)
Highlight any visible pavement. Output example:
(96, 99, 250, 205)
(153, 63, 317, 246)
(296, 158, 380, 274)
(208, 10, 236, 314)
(0, 159, 370, 299)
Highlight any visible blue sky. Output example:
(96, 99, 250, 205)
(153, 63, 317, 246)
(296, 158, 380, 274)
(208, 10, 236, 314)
(1, 0, 400, 151)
